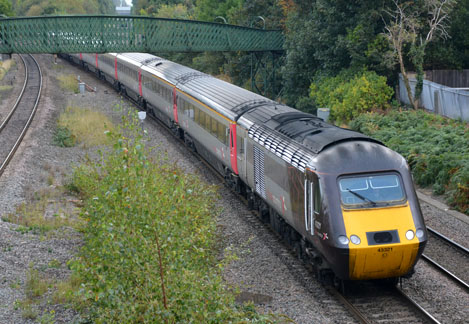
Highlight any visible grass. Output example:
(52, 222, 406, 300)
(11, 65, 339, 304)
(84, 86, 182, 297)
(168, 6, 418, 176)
(55, 106, 114, 147)
(1, 187, 81, 235)
(0, 59, 16, 81)
(57, 74, 79, 93)
(0, 85, 13, 92)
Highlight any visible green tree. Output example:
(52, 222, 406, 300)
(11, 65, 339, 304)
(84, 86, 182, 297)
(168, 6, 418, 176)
(0, 0, 13, 16)
(282, 0, 392, 108)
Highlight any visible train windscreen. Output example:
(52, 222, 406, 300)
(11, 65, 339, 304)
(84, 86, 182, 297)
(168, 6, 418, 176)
(338, 173, 406, 208)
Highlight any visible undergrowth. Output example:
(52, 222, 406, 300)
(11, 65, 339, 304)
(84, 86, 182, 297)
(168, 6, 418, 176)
(57, 74, 79, 93)
(54, 105, 114, 147)
(67, 112, 278, 322)
(350, 109, 469, 214)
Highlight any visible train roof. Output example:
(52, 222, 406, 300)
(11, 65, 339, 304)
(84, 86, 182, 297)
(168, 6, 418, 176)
(115, 53, 383, 166)
(117, 53, 271, 121)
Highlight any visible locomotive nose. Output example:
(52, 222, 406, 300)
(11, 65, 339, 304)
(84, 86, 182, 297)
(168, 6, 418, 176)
(341, 204, 425, 280)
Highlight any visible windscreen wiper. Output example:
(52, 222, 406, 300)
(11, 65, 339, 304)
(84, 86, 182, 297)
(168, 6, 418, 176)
(346, 188, 377, 206)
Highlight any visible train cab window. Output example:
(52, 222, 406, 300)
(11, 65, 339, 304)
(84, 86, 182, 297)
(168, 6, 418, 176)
(338, 173, 406, 208)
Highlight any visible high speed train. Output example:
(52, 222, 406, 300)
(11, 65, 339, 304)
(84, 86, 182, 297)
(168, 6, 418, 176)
(62, 52, 427, 284)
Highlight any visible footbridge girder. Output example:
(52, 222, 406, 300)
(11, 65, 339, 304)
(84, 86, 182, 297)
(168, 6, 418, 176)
(0, 15, 284, 54)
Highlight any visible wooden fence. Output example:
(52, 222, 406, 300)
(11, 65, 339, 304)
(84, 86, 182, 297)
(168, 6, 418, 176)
(425, 69, 469, 88)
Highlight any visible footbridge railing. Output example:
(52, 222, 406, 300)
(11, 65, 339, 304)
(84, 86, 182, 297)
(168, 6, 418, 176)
(0, 15, 284, 54)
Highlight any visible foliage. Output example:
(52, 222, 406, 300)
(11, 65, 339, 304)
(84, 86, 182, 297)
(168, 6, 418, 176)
(53, 126, 75, 147)
(57, 74, 78, 93)
(350, 110, 469, 214)
(12, 0, 115, 16)
(56, 105, 114, 147)
(310, 70, 393, 123)
(0, 0, 13, 16)
(67, 112, 274, 322)
(282, 0, 393, 108)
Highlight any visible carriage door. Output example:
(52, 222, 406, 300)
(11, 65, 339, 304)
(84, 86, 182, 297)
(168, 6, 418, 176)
(304, 176, 314, 236)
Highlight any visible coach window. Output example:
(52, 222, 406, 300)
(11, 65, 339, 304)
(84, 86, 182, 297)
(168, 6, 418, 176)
(237, 134, 245, 154)
(194, 107, 200, 123)
(218, 123, 227, 145)
(211, 117, 218, 136)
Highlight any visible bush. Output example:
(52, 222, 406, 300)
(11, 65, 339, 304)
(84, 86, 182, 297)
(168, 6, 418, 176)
(309, 70, 393, 123)
(68, 113, 273, 322)
(350, 110, 469, 214)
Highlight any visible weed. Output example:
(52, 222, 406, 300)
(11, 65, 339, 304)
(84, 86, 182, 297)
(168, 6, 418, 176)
(56, 106, 114, 147)
(25, 264, 49, 299)
(51, 274, 82, 305)
(38, 310, 56, 324)
(48, 259, 61, 269)
(57, 74, 79, 93)
(2, 190, 79, 234)
(21, 302, 38, 320)
(53, 126, 75, 147)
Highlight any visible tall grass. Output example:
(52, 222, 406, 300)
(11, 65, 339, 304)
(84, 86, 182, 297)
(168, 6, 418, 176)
(57, 74, 79, 93)
(56, 106, 114, 147)
(0, 59, 16, 81)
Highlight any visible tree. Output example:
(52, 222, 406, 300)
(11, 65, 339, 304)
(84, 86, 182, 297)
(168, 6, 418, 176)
(0, 0, 13, 16)
(383, 0, 456, 109)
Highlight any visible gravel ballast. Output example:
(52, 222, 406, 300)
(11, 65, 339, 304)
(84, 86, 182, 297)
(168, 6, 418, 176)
(0, 54, 467, 323)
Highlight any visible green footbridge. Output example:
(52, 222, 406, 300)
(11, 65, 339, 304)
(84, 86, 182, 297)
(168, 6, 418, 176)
(0, 15, 284, 54)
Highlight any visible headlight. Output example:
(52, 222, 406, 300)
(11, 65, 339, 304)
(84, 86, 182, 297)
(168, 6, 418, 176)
(416, 229, 425, 239)
(350, 235, 361, 245)
(405, 230, 415, 240)
(338, 235, 349, 245)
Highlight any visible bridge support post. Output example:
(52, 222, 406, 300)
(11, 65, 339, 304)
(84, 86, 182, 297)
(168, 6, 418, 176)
(1, 53, 11, 61)
(250, 51, 283, 100)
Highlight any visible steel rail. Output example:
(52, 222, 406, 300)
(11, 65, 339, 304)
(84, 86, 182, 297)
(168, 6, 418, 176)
(421, 254, 469, 291)
(395, 286, 442, 324)
(0, 55, 28, 132)
(328, 288, 372, 324)
(427, 226, 469, 255)
(0, 54, 42, 177)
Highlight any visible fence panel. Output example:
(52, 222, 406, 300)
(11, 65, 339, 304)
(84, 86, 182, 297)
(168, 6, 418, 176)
(399, 75, 469, 122)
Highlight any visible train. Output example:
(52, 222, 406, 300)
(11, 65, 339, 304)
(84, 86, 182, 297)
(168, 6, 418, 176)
(61, 52, 427, 286)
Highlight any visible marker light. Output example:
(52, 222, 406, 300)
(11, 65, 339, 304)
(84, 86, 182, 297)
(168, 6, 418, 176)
(406, 230, 415, 240)
(338, 235, 349, 245)
(416, 229, 425, 239)
(350, 235, 361, 245)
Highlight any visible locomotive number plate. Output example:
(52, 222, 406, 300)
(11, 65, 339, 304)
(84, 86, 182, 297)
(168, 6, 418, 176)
(378, 247, 393, 252)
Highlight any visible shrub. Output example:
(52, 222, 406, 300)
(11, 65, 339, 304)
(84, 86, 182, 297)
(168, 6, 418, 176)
(68, 113, 273, 322)
(53, 126, 75, 147)
(350, 110, 469, 214)
(310, 70, 393, 123)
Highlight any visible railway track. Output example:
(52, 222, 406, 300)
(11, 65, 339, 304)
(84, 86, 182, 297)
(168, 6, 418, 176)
(0, 54, 42, 177)
(331, 282, 442, 324)
(422, 227, 469, 291)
